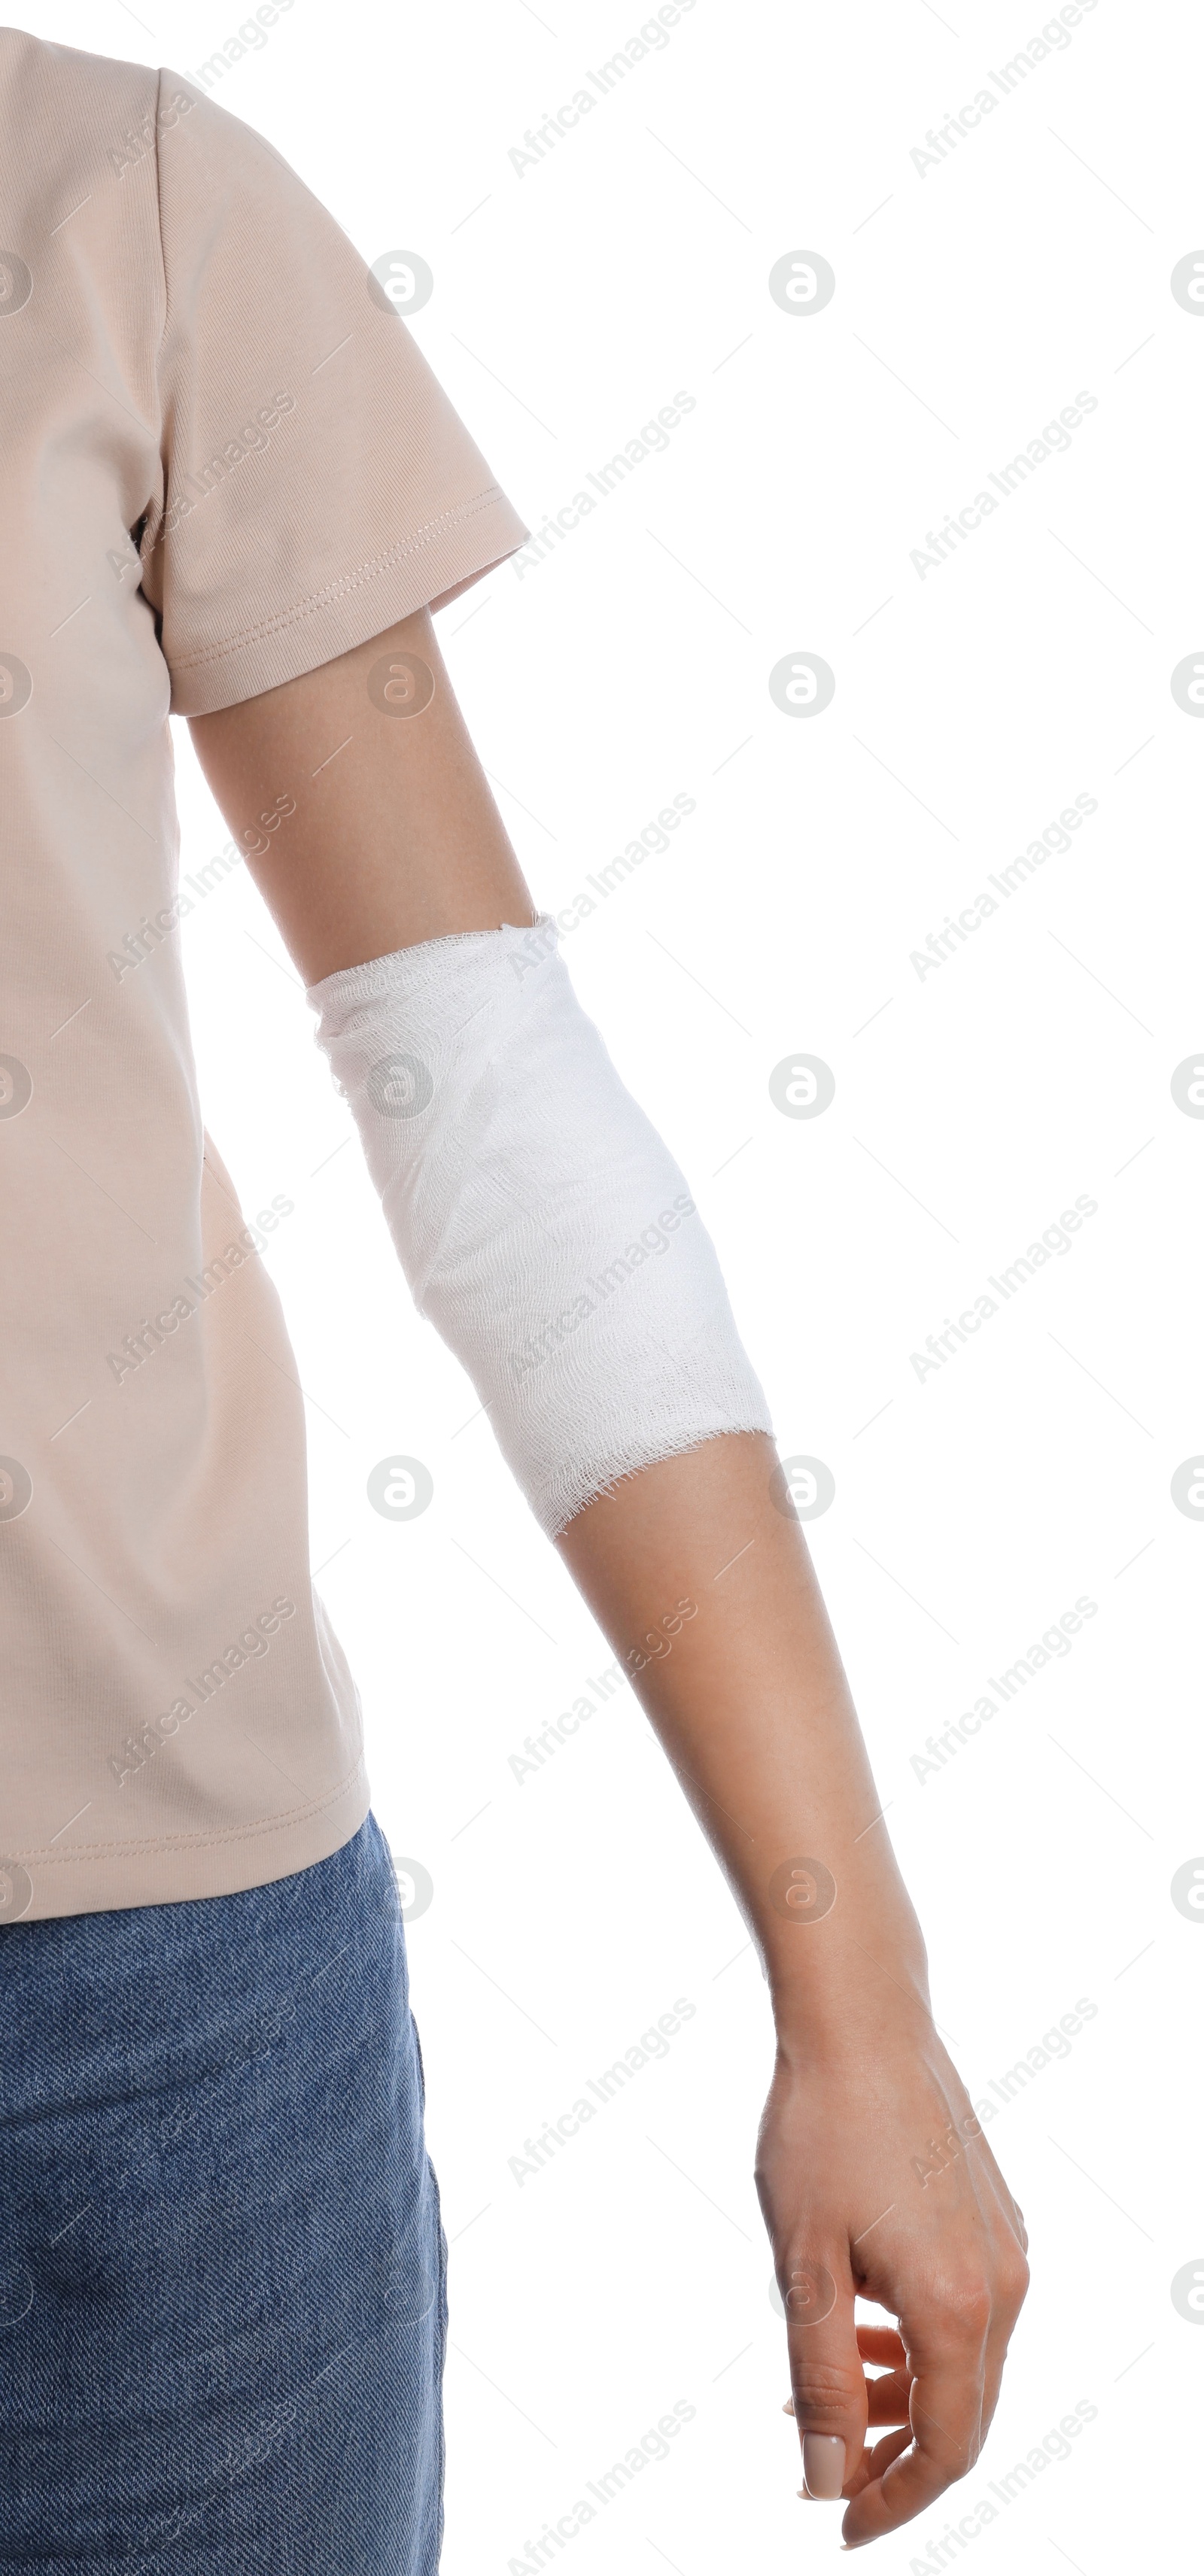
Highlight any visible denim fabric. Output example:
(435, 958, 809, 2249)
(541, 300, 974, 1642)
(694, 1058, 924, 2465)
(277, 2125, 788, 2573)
(0, 1813, 447, 2572)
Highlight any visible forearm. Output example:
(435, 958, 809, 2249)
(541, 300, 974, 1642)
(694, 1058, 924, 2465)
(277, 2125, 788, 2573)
(556, 1429, 929, 2051)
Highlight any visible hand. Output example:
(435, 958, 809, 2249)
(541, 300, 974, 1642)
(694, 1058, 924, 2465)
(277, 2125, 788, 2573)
(756, 2012, 1029, 2548)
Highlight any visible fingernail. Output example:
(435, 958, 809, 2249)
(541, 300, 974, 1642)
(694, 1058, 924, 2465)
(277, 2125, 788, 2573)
(802, 2433, 846, 2500)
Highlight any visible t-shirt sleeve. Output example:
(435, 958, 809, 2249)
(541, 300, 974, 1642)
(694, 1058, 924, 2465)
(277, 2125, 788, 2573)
(141, 71, 530, 717)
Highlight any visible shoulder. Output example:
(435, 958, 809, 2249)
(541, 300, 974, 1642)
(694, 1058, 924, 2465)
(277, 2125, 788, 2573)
(0, 26, 161, 169)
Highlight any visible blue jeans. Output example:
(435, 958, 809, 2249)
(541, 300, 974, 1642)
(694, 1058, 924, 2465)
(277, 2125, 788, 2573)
(0, 1814, 447, 2572)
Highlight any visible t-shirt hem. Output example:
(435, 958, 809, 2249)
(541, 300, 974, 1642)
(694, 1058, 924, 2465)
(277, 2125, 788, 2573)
(168, 485, 531, 717)
(4, 1758, 371, 1922)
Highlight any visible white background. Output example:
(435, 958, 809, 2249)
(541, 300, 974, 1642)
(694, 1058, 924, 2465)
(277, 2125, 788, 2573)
(21, 0, 1202, 2566)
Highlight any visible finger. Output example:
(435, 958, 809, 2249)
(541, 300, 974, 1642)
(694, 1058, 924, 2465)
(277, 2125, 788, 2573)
(840, 2422, 913, 2503)
(786, 2325, 909, 2376)
(865, 2367, 912, 2425)
(856, 2325, 907, 2368)
(841, 2292, 990, 2547)
(785, 2366, 912, 2429)
(780, 2259, 868, 2505)
(974, 2225, 1029, 2453)
(960, 2162, 1029, 2453)
(784, 2323, 911, 2420)
(857, 2321, 913, 2427)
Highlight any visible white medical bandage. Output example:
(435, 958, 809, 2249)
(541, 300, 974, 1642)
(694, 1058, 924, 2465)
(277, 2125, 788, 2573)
(306, 916, 774, 1538)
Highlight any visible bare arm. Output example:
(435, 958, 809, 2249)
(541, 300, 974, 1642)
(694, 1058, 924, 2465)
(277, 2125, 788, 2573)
(189, 606, 534, 974)
(190, 608, 1028, 2548)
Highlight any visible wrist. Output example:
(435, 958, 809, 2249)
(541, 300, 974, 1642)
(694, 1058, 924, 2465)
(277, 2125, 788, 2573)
(764, 1898, 932, 2061)
(769, 1976, 935, 2071)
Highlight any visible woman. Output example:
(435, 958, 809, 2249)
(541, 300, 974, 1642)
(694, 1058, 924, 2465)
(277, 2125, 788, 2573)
(0, 25, 1027, 2568)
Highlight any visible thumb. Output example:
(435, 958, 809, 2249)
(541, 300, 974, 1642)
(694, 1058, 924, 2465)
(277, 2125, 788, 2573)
(781, 2257, 867, 2502)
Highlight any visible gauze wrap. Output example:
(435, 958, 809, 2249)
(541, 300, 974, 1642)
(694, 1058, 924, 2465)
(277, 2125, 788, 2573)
(306, 914, 774, 1538)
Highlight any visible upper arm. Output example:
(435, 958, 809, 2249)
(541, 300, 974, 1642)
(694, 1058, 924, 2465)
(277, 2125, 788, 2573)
(147, 80, 534, 983)
(187, 605, 535, 986)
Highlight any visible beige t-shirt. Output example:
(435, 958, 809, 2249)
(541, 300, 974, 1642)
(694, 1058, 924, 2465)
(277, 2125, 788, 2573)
(0, 29, 528, 1920)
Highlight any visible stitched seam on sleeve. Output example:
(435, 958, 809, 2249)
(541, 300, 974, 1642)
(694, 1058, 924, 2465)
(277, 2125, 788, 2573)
(151, 67, 170, 367)
(172, 485, 515, 674)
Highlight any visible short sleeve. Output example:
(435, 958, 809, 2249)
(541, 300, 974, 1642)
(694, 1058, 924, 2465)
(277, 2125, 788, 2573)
(141, 71, 530, 717)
